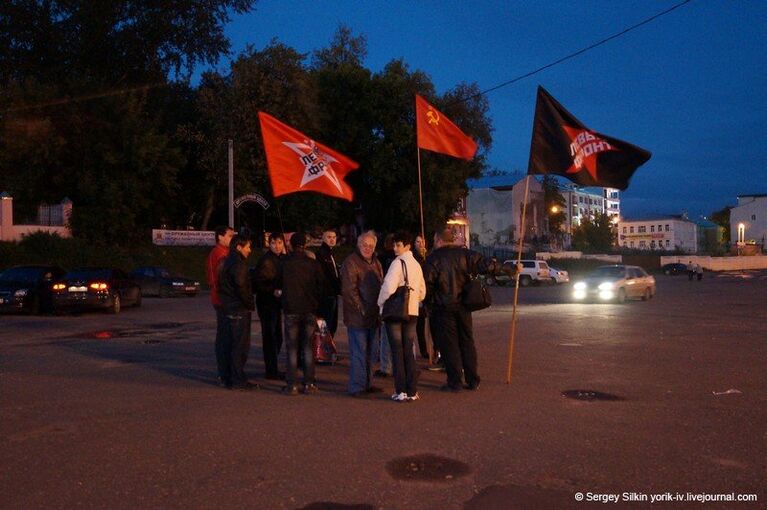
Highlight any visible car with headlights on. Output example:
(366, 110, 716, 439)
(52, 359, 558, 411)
(130, 266, 200, 297)
(0, 265, 66, 314)
(571, 265, 656, 303)
(52, 268, 142, 314)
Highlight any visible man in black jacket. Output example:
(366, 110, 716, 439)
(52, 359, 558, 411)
(218, 234, 258, 390)
(315, 228, 341, 337)
(278, 232, 327, 395)
(252, 233, 286, 380)
(424, 227, 490, 392)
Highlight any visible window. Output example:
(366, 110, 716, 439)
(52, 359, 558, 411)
(630, 226, 634, 233)
(639, 240, 646, 248)
(650, 240, 655, 248)
(638, 226, 646, 233)
(650, 225, 655, 233)
(665, 240, 670, 247)
(579, 196, 583, 203)
(630, 241, 635, 248)
(752, 214, 757, 221)
(665, 224, 669, 231)
(658, 225, 662, 231)
(622, 227, 627, 234)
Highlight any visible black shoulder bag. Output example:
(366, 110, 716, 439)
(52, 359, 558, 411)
(461, 252, 492, 312)
(382, 260, 411, 322)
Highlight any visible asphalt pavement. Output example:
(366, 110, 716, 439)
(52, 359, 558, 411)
(1, 271, 765, 509)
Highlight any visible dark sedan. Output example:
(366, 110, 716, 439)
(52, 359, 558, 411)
(131, 266, 200, 297)
(52, 268, 142, 314)
(661, 262, 688, 275)
(0, 265, 66, 314)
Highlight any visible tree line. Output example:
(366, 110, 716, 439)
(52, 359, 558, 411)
(0, 2, 492, 245)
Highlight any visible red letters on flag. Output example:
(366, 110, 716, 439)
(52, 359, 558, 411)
(415, 95, 477, 160)
(258, 112, 359, 201)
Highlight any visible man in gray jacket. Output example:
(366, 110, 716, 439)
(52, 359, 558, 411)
(341, 231, 383, 397)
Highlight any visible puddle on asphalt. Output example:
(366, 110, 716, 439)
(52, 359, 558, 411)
(561, 389, 625, 401)
(386, 454, 471, 482)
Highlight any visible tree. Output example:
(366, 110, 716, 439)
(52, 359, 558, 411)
(709, 206, 731, 249)
(571, 212, 615, 252)
(0, 1, 257, 243)
(541, 175, 567, 233)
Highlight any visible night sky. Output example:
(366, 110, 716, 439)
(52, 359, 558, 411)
(197, 0, 767, 219)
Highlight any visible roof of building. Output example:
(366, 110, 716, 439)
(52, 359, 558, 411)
(737, 193, 767, 198)
(621, 214, 696, 224)
(466, 175, 523, 190)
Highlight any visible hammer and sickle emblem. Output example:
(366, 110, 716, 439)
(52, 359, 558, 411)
(426, 109, 440, 126)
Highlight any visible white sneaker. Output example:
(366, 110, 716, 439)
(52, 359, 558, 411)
(391, 392, 408, 402)
(407, 393, 420, 402)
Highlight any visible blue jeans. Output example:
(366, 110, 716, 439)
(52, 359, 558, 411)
(347, 327, 377, 393)
(385, 317, 419, 396)
(375, 325, 392, 374)
(283, 313, 317, 387)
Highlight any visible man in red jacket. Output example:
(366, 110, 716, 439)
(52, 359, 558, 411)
(207, 225, 234, 387)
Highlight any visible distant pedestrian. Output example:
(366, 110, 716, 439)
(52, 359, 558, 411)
(278, 232, 327, 395)
(687, 260, 694, 281)
(252, 232, 286, 380)
(341, 231, 384, 398)
(217, 234, 257, 390)
(206, 225, 234, 387)
(425, 226, 490, 392)
(316, 228, 342, 337)
(696, 263, 704, 281)
(377, 231, 426, 402)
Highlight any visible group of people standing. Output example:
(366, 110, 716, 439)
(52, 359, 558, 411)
(206, 224, 490, 402)
(686, 260, 704, 281)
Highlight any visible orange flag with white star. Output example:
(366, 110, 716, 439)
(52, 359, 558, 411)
(259, 112, 359, 201)
(415, 94, 477, 160)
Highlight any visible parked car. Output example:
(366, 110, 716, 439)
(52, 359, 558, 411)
(502, 259, 551, 286)
(131, 266, 200, 297)
(0, 265, 66, 314)
(549, 266, 570, 284)
(661, 262, 687, 276)
(482, 260, 516, 286)
(52, 268, 142, 314)
(571, 265, 656, 303)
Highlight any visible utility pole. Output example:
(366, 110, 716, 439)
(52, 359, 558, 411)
(228, 140, 234, 228)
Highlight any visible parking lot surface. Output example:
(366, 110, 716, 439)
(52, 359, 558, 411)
(2, 272, 765, 509)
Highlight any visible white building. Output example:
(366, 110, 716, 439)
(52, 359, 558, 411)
(730, 194, 767, 249)
(560, 186, 619, 232)
(617, 216, 698, 253)
(466, 176, 545, 247)
(0, 192, 72, 241)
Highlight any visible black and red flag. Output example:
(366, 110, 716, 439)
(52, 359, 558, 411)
(527, 86, 651, 190)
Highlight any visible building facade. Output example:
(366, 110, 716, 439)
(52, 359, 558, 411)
(0, 193, 72, 241)
(730, 194, 767, 250)
(617, 216, 698, 253)
(466, 176, 545, 248)
(560, 186, 620, 232)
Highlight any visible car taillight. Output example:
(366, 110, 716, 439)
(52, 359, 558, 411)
(52, 283, 66, 290)
(89, 282, 109, 291)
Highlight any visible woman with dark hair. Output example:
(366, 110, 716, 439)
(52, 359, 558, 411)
(377, 231, 427, 402)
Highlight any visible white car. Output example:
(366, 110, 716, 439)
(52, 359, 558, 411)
(502, 259, 551, 287)
(549, 266, 570, 284)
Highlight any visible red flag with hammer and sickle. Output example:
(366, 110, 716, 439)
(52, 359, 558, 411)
(259, 112, 359, 201)
(415, 95, 477, 160)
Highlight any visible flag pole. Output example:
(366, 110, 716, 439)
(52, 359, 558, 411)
(507, 174, 531, 384)
(416, 147, 434, 364)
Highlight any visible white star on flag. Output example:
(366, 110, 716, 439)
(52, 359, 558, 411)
(283, 139, 343, 193)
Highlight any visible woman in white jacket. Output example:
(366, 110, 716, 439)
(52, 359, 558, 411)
(377, 231, 427, 402)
